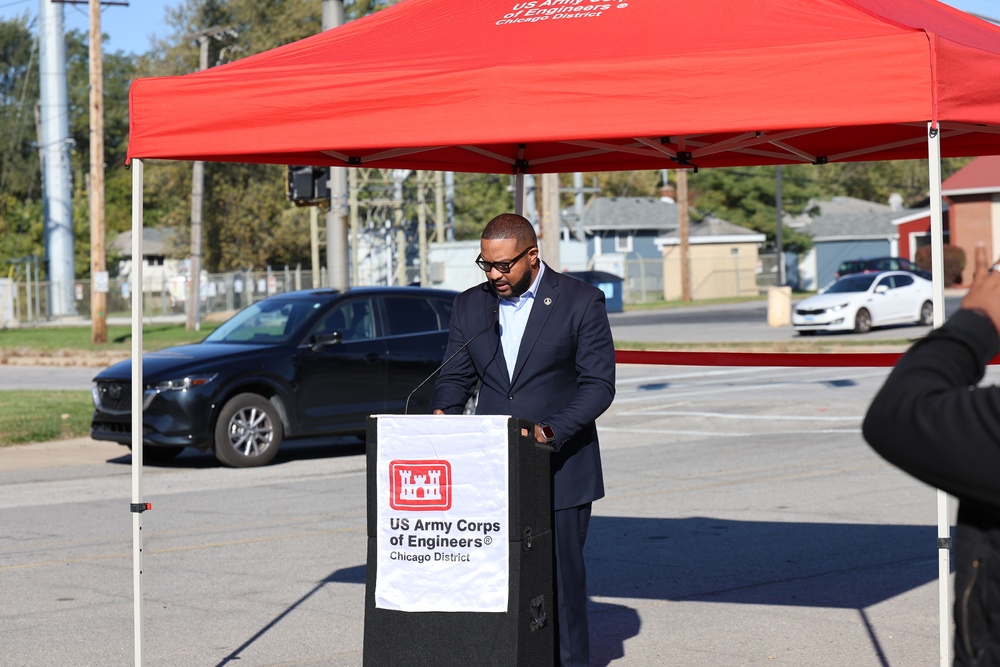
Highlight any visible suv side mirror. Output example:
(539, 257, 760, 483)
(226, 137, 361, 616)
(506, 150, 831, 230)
(312, 331, 343, 349)
(874, 284, 889, 294)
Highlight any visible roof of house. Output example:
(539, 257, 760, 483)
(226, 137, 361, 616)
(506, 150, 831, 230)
(657, 216, 766, 245)
(582, 196, 764, 243)
(942, 155, 1000, 196)
(582, 197, 677, 232)
(802, 196, 903, 242)
(109, 227, 179, 257)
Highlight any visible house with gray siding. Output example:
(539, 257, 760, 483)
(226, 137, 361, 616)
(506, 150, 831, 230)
(581, 196, 677, 261)
(797, 196, 906, 289)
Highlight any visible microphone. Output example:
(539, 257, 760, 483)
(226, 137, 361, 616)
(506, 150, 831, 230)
(405, 307, 498, 414)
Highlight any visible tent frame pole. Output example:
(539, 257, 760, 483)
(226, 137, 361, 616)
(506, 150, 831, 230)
(927, 123, 950, 667)
(514, 172, 525, 216)
(130, 159, 146, 667)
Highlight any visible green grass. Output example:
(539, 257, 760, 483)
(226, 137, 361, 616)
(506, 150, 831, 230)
(0, 323, 220, 355)
(0, 391, 94, 447)
(623, 296, 756, 311)
(0, 323, 220, 446)
(620, 293, 813, 312)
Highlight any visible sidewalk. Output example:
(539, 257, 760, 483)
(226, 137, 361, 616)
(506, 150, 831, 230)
(0, 437, 123, 472)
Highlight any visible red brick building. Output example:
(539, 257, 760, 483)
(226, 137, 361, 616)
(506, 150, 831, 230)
(941, 156, 1000, 286)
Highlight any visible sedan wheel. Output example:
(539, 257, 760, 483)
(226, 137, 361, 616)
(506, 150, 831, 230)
(214, 393, 283, 467)
(919, 300, 933, 326)
(854, 308, 872, 334)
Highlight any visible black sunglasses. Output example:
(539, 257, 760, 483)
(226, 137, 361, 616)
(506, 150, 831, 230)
(475, 246, 535, 274)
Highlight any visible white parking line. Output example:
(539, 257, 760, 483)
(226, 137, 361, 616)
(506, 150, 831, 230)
(614, 366, 765, 384)
(615, 410, 861, 421)
(598, 427, 861, 446)
(612, 367, 890, 405)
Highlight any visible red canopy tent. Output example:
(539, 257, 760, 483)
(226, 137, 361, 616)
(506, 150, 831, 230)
(123, 1, 1000, 665)
(127, 0, 1000, 171)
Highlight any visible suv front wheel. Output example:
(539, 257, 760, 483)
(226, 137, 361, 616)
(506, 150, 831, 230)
(214, 393, 283, 467)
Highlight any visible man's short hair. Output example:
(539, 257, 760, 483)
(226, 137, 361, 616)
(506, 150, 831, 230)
(482, 213, 537, 247)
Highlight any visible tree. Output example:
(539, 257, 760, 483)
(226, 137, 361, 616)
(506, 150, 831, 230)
(587, 170, 662, 198)
(814, 158, 972, 207)
(0, 15, 40, 205)
(689, 165, 818, 253)
(451, 173, 512, 239)
(134, 0, 405, 273)
(65, 30, 138, 277)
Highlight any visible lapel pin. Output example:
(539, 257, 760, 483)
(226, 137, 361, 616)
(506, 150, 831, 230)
(543, 297, 552, 306)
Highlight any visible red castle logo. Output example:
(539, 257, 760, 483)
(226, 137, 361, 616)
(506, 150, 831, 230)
(389, 459, 452, 511)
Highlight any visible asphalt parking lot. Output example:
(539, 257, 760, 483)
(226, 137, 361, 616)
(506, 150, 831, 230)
(0, 352, 971, 666)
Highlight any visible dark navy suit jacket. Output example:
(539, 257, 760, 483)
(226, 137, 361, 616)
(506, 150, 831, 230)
(431, 264, 616, 510)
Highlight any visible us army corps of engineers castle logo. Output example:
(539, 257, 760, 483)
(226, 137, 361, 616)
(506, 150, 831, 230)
(389, 459, 452, 511)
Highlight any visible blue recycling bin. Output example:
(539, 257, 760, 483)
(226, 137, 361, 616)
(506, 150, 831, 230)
(564, 271, 624, 313)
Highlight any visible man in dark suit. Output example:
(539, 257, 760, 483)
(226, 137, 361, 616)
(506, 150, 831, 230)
(432, 213, 616, 667)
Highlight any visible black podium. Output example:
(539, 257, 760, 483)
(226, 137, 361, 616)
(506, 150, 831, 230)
(363, 415, 555, 667)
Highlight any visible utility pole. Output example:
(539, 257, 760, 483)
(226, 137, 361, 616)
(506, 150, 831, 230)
(434, 171, 445, 242)
(324, 0, 349, 291)
(39, 0, 76, 318)
(89, 0, 107, 343)
(349, 168, 360, 285)
(775, 165, 785, 286)
(185, 26, 231, 331)
(417, 171, 428, 286)
(677, 168, 692, 302)
(310, 207, 321, 286)
(539, 173, 561, 269)
(393, 170, 406, 285)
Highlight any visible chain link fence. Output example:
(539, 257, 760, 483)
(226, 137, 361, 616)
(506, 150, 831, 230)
(1, 267, 327, 326)
(1, 253, 786, 326)
(621, 257, 664, 304)
(621, 253, 779, 304)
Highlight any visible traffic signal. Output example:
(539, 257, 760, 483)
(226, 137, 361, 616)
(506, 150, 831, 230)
(286, 166, 330, 205)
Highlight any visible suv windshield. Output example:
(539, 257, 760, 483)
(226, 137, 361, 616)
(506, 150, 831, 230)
(826, 274, 878, 294)
(203, 299, 324, 344)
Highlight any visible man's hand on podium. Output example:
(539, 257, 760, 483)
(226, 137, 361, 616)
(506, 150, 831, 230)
(533, 423, 557, 453)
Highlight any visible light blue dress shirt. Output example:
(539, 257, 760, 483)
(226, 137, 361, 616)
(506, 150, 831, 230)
(497, 263, 545, 381)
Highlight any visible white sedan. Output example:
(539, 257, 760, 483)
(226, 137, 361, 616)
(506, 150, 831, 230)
(792, 270, 933, 335)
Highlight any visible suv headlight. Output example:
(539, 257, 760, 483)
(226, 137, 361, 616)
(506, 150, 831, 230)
(143, 374, 217, 409)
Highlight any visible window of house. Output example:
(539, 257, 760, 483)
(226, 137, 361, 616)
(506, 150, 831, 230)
(615, 234, 633, 253)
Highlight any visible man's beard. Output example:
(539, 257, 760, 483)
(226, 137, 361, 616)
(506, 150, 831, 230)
(493, 268, 533, 298)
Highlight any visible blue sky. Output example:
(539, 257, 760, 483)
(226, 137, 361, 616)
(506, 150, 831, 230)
(0, 0, 176, 54)
(0, 0, 997, 55)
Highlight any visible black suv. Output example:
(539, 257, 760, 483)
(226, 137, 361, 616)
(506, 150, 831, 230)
(91, 287, 459, 467)
(835, 256, 931, 280)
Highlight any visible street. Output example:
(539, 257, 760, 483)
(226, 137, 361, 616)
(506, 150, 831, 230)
(0, 294, 965, 392)
(1, 358, 973, 666)
(607, 294, 963, 345)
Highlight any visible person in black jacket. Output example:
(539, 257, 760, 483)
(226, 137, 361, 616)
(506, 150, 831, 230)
(864, 244, 1000, 666)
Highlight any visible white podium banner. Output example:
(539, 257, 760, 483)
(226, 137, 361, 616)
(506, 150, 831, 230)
(375, 415, 510, 612)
